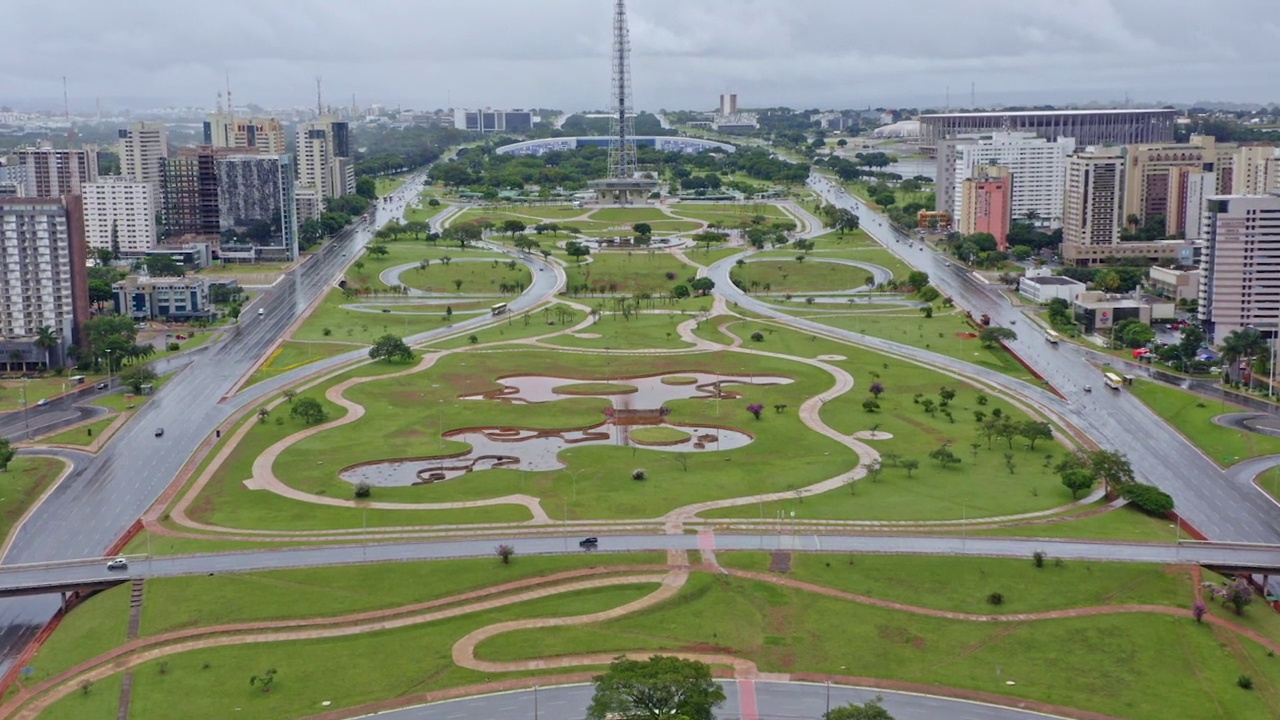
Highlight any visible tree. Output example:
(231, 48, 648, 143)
(1221, 327, 1266, 382)
(929, 444, 960, 468)
(34, 326, 59, 369)
(1121, 483, 1174, 515)
(1018, 421, 1053, 450)
(500, 219, 527, 237)
(144, 253, 183, 277)
(826, 696, 896, 720)
(366, 244, 390, 258)
(901, 459, 920, 478)
(689, 277, 715, 296)
(869, 381, 885, 398)
(978, 326, 1017, 348)
(299, 218, 325, 249)
(368, 334, 414, 363)
(1178, 325, 1206, 370)
(1083, 449, 1136, 493)
(862, 397, 880, 413)
(587, 655, 726, 720)
(1046, 297, 1072, 326)
(565, 241, 591, 263)
(906, 270, 930, 290)
(355, 176, 377, 200)
(495, 544, 515, 564)
(832, 208, 860, 235)
(1204, 577, 1254, 616)
(290, 397, 328, 425)
(118, 366, 157, 394)
(0, 437, 15, 472)
(249, 668, 277, 693)
(1061, 468, 1095, 499)
(633, 222, 652, 236)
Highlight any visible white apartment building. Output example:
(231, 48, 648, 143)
(1198, 193, 1280, 345)
(0, 197, 89, 363)
(82, 177, 157, 255)
(296, 119, 356, 209)
(117, 122, 168, 195)
(14, 146, 98, 197)
(1233, 146, 1280, 195)
(937, 132, 1076, 228)
(1062, 148, 1125, 263)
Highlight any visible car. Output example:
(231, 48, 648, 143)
(257, 308, 265, 316)
(106, 558, 128, 571)
(36, 398, 48, 407)
(579, 537, 599, 549)
(1083, 385, 1093, 393)
(155, 427, 164, 437)
(96, 382, 108, 390)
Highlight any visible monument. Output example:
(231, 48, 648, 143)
(588, 0, 659, 205)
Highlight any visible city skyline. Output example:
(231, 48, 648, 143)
(2, 0, 1278, 114)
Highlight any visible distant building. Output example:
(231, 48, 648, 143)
(1233, 146, 1280, 195)
(112, 276, 213, 321)
(0, 196, 89, 366)
(160, 146, 226, 238)
(14, 145, 99, 197)
(1198, 193, 1280, 345)
(937, 132, 1075, 230)
(496, 136, 736, 157)
(712, 92, 758, 132)
(719, 94, 738, 116)
(919, 109, 1177, 155)
(1121, 136, 1236, 228)
(0, 164, 27, 194)
(1018, 274, 1086, 304)
(143, 242, 212, 270)
(959, 165, 1012, 248)
(82, 177, 157, 255)
(216, 154, 298, 260)
(203, 114, 287, 155)
(1073, 291, 1156, 335)
(1148, 266, 1200, 303)
(296, 118, 356, 203)
(117, 122, 168, 198)
(453, 109, 536, 134)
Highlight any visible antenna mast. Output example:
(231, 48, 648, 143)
(62, 76, 69, 118)
(316, 76, 324, 117)
(607, 0, 637, 180)
(225, 72, 234, 119)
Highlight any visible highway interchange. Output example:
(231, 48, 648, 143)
(0, 167, 1278, 718)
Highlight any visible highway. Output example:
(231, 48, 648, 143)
(359, 681, 1073, 720)
(704, 175, 1280, 547)
(3, 534, 1278, 597)
(0, 171, 564, 669)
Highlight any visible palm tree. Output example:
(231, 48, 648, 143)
(34, 326, 59, 370)
(1221, 328, 1266, 384)
(7, 349, 23, 374)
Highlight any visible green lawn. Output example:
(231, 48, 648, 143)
(403, 199, 445, 224)
(732, 258, 875, 293)
(264, 349, 855, 521)
(37, 675, 121, 720)
(244, 341, 360, 387)
(19, 582, 131, 686)
(971, 504, 1179, 543)
(38, 416, 117, 446)
(346, 243, 505, 292)
(565, 252, 697, 295)
(1257, 466, 1280, 504)
(668, 203, 789, 224)
(374, 175, 408, 196)
(588, 207, 672, 224)
(1129, 380, 1280, 465)
(292, 290, 494, 346)
(541, 312, 700, 351)
(423, 306, 588, 350)
(0, 456, 66, 547)
(702, 321, 1063, 521)
(806, 229, 879, 248)
(0, 375, 105, 413)
(141, 553, 667, 637)
(396, 258, 531, 295)
(475, 573, 1280, 720)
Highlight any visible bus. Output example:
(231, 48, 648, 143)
(1045, 330, 1061, 345)
(490, 303, 509, 316)
(1103, 372, 1124, 390)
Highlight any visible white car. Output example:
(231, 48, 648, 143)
(106, 558, 128, 571)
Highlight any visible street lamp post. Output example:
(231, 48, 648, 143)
(20, 379, 29, 440)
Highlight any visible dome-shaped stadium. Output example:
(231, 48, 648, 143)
(870, 120, 922, 140)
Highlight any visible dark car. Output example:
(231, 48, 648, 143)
(155, 427, 164, 437)
(96, 382, 108, 390)
(579, 537, 599, 549)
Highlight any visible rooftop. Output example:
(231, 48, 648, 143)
(922, 109, 1173, 119)
(1024, 276, 1085, 286)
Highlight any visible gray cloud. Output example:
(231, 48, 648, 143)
(1, 0, 1276, 112)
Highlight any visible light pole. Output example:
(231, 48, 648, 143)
(105, 349, 113, 386)
(20, 379, 29, 440)
(825, 680, 831, 717)
(563, 468, 585, 501)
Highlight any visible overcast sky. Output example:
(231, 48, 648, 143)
(3, 0, 1278, 113)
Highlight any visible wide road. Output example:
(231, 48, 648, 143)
(359, 681, 1072, 720)
(708, 175, 1280, 547)
(3, 534, 1276, 594)
(0, 173, 564, 668)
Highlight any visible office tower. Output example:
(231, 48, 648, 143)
(203, 114, 287, 155)
(82, 177, 157, 255)
(959, 165, 1012, 248)
(452, 109, 535, 133)
(160, 147, 226, 238)
(938, 132, 1076, 228)
(0, 196, 89, 364)
(216, 154, 298, 260)
(14, 146, 99, 197)
(117, 122, 168, 195)
(1198, 193, 1280, 345)
(1062, 148, 1126, 264)
(296, 119, 355, 202)
(719, 94, 738, 116)
(1233, 146, 1280, 195)
(1121, 136, 1236, 228)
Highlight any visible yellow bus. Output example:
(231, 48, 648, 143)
(1103, 372, 1124, 390)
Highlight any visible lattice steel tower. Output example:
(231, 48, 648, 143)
(607, 0, 637, 180)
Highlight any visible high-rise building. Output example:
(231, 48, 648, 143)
(117, 122, 168, 194)
(160, 146, 226, 239)
(938, 132, 1076, 228)
(82, 177, 157, 256)
(0, 164, 26, 195)
(296, 119, 356, 201)
(1182, 170, 1218, 242)
(1198, 193, 1280, 345)
(216, 154, 298, 260)
(14, 146, 99, 197)
(452, 109, 536, 133)
(0, 196, 89, 365)
(959, 165, 1012, 248)
(203, 114, 287, 155)
(1062, 148, 1126, 264)
(1233, 146, 1280, 195)
(1121, 135, 1236, 229)
(719, 94, 738, 116)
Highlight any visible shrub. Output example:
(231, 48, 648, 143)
(495, 544, 515, 564)
(746, 403, 764, 420)
(632, 468, 647, 480)
(1121, 483, 1175, 516)
(750, 331, 765, 342)
(322, 327, 333, 336)
(987, 592, 1004, 606)
(1192, 601, 1207, 623)
(1032, 550, 1046, 568)
(353, 482, 372, 498)
(1238, 675, 1254, 690)
(468, 334, 479, 344)
(166, 342, 180, 352)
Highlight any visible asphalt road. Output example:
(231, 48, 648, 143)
(0, 171, 565, 668)
(3, 534, 1275, 595)
(359, 681, 1072, 720)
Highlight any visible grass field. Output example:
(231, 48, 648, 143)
(474, 572, 1280, 720)
(732, 258, 875, 293)
(541, 312, 699, 351)
(0, 375, 105, 413)
(38, 416, 118, 446)
(564, 252, 695, 295)
(374, 175, 408, 196)
(403, 199, 445, 225)
(589, 207, 672, 223)
(668, 203, 789, 224)
(1257, 466, 1280, 504)
(18, 580, 131, 686)
(292, 290, 496, 346)
(245, 341, 360, 387)
(344, 242, 505, 293)
(396, 258, 531, 295)
(1128, 380, 1280, 465)
(971, 504, 1179, 542)
(0, 456, 66, 547)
